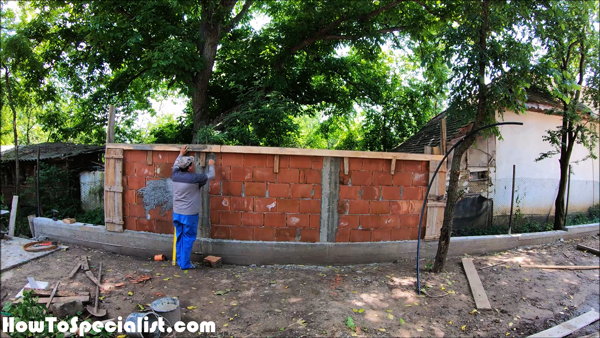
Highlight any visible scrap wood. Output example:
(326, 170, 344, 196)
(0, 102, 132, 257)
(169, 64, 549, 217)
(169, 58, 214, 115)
(85, 271, 101, 287)
(69, 262, 81, 279)
(43, 282, 60, 315)
(81, 256, 90, 271)
(24, 288, 89, 297)
(478, 261, 506, 270)
(114, 282, 125, 288)
(576, 244, 600, 256)
(462, 258, 492, 310)
(528, 310, 599, 338)
(13, 295, 90, 304)
(520, 264, 600, 270)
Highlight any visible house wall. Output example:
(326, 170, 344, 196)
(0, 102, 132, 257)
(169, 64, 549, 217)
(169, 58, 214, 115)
(494, 110, 600, 216)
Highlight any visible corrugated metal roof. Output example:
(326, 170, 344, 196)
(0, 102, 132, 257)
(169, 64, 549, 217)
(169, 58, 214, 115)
(0, 143, 104, 162)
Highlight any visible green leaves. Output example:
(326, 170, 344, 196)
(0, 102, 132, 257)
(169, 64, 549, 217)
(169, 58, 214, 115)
(345, 316, 356, 330)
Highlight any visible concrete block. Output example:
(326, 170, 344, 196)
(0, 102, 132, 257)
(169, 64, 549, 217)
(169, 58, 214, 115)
(50, 300, 83, 319)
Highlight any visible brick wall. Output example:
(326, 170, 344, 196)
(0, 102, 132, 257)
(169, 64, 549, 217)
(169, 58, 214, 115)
(121, 149, 428, 242)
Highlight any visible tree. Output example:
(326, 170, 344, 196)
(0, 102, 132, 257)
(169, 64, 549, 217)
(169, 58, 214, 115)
(431, 0, 533, 272)
(532, 0, 599, 230)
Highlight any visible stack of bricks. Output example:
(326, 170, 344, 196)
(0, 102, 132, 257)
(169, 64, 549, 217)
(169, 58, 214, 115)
(336, 158, 428, 242)
(209, 153, 322, 242)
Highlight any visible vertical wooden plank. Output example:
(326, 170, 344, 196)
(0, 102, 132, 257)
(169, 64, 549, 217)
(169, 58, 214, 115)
(106, 105, 116, 144)
(390, 158, 396, 175)
(343, 157, 349, 175)
(8, 195, 19, 236)
(146, 151, 153, 166)
(27, 214, 35, 238)
(462, 258, 492, 309)
(112, 148, 124, 232)
(440, 117, 447, 154)
(200, 152, 206, 167)
(432, 147, 441, 155)
(104, 149, 115, 231)
(104, 148, 123, 232)
(425, 159, 446, 241)
(424, 146, 432, 154)
(274, 155, 280, 173)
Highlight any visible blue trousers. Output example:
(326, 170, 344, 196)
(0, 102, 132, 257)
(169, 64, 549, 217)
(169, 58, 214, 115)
(173, 213, 199, 269)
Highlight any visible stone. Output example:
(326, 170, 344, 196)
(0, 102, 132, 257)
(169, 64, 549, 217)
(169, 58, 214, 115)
(50, 300, 83, 319)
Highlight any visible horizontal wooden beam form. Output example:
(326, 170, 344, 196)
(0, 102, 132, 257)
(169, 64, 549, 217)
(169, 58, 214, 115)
(106, 143, 444, 161)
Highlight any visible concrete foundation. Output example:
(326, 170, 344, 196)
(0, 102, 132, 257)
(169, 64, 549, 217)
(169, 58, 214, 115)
(33, 217, 599, 265)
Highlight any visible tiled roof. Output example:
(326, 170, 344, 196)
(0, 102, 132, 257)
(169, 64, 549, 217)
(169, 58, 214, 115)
(0, 143, 104, 162)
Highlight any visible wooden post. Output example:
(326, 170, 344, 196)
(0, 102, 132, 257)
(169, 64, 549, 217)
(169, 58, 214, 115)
(424, 160, 447, 240)
(199, 152, 206, 167)
(565, 164, 571, 222)
(274, 155, 280, 173)
(440, 117, 447, 154)
(27, 214, 35, 238)
(104, 148, 124, 232)
(8, 195, 18, 237)
(146, 151, 153, 166)
(343, 157, 349, 175)
(390, 158, 396, 175)
(106, 105, 116, 144)
(508, 165, 516, 234)
(36, 145, 41, 216)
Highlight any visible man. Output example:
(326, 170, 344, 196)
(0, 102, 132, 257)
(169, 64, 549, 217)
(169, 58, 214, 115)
(172, 145, 214, 269)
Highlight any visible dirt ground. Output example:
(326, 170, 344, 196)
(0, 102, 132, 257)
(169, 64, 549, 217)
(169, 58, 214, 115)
(1, 235, 599, 337)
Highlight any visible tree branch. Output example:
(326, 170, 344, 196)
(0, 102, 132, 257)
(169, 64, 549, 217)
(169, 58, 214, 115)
(224, 0, 254, 34)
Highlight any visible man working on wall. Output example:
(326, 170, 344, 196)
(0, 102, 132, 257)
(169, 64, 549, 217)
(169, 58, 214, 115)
(172, 145, 215, 269)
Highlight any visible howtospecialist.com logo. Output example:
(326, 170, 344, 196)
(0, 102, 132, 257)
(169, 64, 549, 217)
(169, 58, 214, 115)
(2, 316, 216, 336)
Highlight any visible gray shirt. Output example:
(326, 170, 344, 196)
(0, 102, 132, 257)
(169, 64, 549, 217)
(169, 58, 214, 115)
(172, 155, 215, 215)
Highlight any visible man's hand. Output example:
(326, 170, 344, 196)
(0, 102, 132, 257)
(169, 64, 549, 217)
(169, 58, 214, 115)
(208, 159, 215, 166)
(180, 145, 188, 156)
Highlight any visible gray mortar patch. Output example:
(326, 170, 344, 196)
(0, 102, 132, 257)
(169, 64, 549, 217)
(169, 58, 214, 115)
(138, 178, 173, 215)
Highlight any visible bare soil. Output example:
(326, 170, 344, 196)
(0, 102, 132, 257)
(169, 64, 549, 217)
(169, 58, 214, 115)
(1, 236, 599, 337)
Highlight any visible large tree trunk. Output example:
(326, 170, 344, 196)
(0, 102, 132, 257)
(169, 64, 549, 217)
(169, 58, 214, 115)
(4, 70, 20, 196)
(432, 0, 489, 273)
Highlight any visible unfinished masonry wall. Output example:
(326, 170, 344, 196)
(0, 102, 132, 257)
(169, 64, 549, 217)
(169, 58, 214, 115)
(107, 144, 444, 243)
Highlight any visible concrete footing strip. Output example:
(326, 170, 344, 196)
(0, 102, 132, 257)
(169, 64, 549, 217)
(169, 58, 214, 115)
(33, 218, 599, 265)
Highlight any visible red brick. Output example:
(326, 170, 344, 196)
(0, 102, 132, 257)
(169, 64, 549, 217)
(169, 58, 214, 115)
(167, 152, 180, 163)
(254, 167, 276, 182)
(268, 183, 289, 198)
(300, 169, 321, 184)
(339, 174, 350, 185)
(399, 214, 420, 227)
(340, 186, 360, 200)
(313, 186, 322, 199)
(300, 229, 319, 242)
(312, 157, 323, 169)
(277, 169, 299, 183)
(370, 201, 390, 214)
(413, 172, 429, 186)
(125, 150, 146, 162)
(393, 172, 412, 186)
(155, 163, 172, 178)
(137, 162, 154, 177)
(348, 200, 369, 214)
(264, 213, 286, 227)
(363, 159, 385, 171)
(210, 211, 220, 224)
(378, 214, 400, 228)
(401, 161, 427, 173)
(124, 217, 137, 231)
(275, 228, 297, 241)
(277, 199, 299, 213)
(254, 227, 275, 241)
(289, 156, 312, 169)
(155, 220, 173, 234)
(209, 181, 221, 195)
(338, 200, 349, 214)
(245, 182, 266, 197)
(360, 186, 379, 200)
(149, 208, 169, 221)
(129, 204, 146, 218)
(381, 186, 401, 200)
(221, 181, 242, 196)
(214, 166, 231, 181)
(137, 218, 155, 232)
(350, 171, 371, 186)
(335, 229, 351, 242)
(126, 176, 146, 190)
(287, 214, 309, 228)
(309, 214, 320, 228)
(391, 227, 411, 241)
(210, 196, 231, 211)
(136, 193, 144, 204)
(124, 162, 136, 176)
(338, 215, 359, 229)
(231, 167, 253, 181)
(409, 226, 423, 240)
(350, 229, 371, 242)
(222, 153, 243, 167)
(409, 200, 421, 214)
(290, 184, 313, 198)
(373, 172, 393, 186)
(390, 201, 410, 214)
(220, 212, 241, 225)
(267, 155, 290, 168)
(242, 213, 263, 226)
(211, 225, 230, 239)
(231, 197, 253, 212)
(152, 151, 169, 163)
(341, 158, 363, 172)
(402, 187, 421, 200)
(299, 199, 321, 214)
(372, 228, 392, 242)
(124, 189, 136, 205)
(244, 154, 267, 167)
(254, 198, 277, 212)
(360, 215, 379, 229)
(231, 227, 254, 240)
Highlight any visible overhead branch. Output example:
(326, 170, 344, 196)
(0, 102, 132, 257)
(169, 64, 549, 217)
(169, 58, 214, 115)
(321, 27, 406, 41)
(224, 0, 254, 34)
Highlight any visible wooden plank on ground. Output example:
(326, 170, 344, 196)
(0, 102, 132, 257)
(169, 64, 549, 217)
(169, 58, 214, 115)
(528, 310, 599, 338)
(462, 258, 492, 310)
(14, 295, 90, 304)
(81, 256, 89, 271)
(85, 270, 101, 287)
(576, 244, 600, 256)
(8, 196, 18, 237)
(520, 265, 600, 270)
(24, 289, 89, 297)
(69, 262, 81, 278)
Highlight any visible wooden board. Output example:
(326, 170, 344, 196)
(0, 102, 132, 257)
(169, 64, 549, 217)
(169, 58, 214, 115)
(81, 256, 89, 271)
(390, 159, 396, 175)
(577, 244, 600, 256)
(13, 295, 90, 304)
(520, 265, 599, 270)
(69, 262, 81, 278)
(8, 196, 18, 237)
(528, 310, 599, 338)
(274, 155, 279, 173)
(85, 270, 101, 287)
(104, 148, 124, 232)
(24, 289, 89, 297)
(343, 157, 349, 175)
(462, 258, 492, 310)
(27, 215, 35, 238)
(146, 150, 153, 165)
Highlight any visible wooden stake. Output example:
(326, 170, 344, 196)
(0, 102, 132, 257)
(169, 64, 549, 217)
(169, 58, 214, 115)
(440, 117, 447, 154)
(106, 105, 116, 144)
(390, 159, 396, 175)
(274, 155, 280, 173)
(343, 157, 349, 175)
(43, 282, 60, 314)
(200, 152, 206, 167)
(146, 150, 153, 166)
(8, 196, 18, 237)
(462, 258, 492, 309)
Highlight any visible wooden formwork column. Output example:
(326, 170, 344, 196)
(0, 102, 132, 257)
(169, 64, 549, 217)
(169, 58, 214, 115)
(104, 148, 124, 232)
(425, 159, 447, 240)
